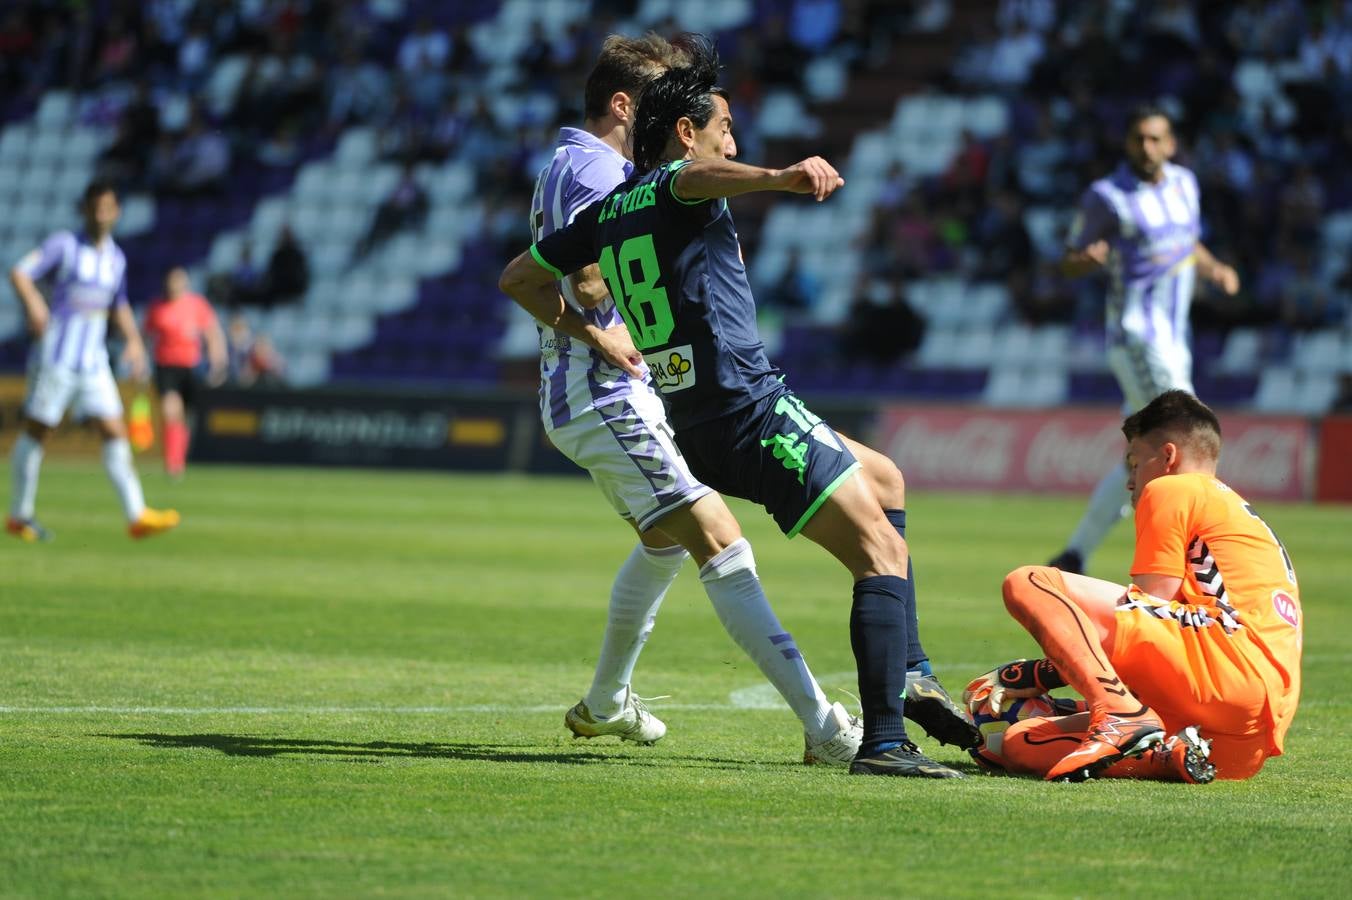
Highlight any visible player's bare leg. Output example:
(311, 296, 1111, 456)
(95, 415, 178, 539)
(844, 436, 978, 749)
(1001, 566, 1164, 781)
(7, 418, 53, 541)
(801, 473, 961, 777)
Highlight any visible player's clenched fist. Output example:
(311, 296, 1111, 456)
(776, 157, 845, 201)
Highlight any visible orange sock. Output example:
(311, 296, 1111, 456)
(1002, 565, 1141, 715)
(164, 421, 189, 475)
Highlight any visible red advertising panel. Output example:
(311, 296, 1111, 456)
(1316, 416, 1352, 503)
(875, 406, 1311, 501)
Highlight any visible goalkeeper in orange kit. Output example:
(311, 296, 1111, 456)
(967, 390, 1302, 782)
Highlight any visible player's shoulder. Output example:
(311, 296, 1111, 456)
(1140, 472, 1212, 507)
(1163, 161, 1198, 182)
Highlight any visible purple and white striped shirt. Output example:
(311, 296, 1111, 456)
(1067, 162, 1201, 350)
(15, 229, 129, 374)
(528, 127, 637, 429)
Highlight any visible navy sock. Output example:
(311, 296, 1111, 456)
(884, 509, 929, 671)
(850, 574, 910, 754)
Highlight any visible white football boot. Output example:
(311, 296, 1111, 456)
(803, 702, 863, 766)
(564, 686, 667, 745)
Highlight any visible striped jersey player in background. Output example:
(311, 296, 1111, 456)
(7, 181, 179, 542)
(526, 33, 864, 764)
(1049, 106, 1239, 576)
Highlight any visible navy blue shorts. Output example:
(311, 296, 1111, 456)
(674, 385, 860, 537)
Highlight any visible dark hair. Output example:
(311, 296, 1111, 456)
(1122, 389, 1221, 460)
(82, 180, 117, 206)
(583, 33, 690, 121)
(1125, 104, 1173, 135)
(630, 33, 726, 174)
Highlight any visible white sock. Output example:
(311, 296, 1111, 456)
(102, 438, 146, 522)
(584, 543, 688, 718)
(699, 538, 834, 741)
(1066, 461, 1130, 560)
(9, 432, 44, 520)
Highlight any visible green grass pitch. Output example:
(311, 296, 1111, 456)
(2, 461, 1348, 897)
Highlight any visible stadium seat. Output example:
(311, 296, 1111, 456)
(0, 126, 30, 164)
(1252, 367, 1298, 412)
(335, 128, 377, 169)
(117, 194, 157, 237)
(1290, 330, 1343, 374)
(964, 95, 1009, 138)
(1216, 328, 1262, 374)
(34, 92, 74, 128)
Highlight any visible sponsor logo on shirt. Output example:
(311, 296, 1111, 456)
(1272, 590, 1299, 628)
(644, 344, 695, 393)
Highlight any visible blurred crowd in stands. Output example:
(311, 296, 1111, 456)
(2, 0, 1349, 372)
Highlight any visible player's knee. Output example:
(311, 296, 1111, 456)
(22, 419, 52, 442)
(860, 450, 905, 508)
(1002, 565, 1044, 613)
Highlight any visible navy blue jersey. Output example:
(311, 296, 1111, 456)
(530, 160, 782, 430)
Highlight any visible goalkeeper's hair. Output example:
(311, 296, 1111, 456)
(583, 33, 691, 121)
(631, 33, 727, 174)
(1122, 390, 1221, 461)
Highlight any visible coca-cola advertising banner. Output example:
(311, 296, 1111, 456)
(875, 406, 1312, 501)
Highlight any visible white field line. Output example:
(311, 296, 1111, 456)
(0, 665, 991, 716)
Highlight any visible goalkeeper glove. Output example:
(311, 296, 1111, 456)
(963, 658, 1066, 715)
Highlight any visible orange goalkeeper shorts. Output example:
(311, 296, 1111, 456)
(1111, 588, 1278, 779)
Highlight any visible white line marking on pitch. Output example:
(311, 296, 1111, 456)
(0, 703, 740, 715)
(0, 664, 989, 715)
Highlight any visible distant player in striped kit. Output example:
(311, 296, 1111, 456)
(1049, 107, 1239, 575)
(524, 34, 878, 765)
(7, 181, 179, 541)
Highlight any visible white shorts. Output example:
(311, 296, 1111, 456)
(1107, 340, 1194, 412)
(24, 355, 123, 427)
(546, 384, 711, 532)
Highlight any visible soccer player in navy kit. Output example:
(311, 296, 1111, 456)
(501, 38, 977, 777)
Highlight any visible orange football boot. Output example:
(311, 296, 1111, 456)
(1045, 705, 1165, 782)
(129, 507, 181, 539)
(6, 516, 52, 542)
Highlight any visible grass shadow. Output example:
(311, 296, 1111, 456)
(96, 732, 763, 770)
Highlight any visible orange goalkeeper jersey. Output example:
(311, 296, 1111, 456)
(1131, 472, 1303, 751)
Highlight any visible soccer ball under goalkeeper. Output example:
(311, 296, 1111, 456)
(965, 677, 1086, 772)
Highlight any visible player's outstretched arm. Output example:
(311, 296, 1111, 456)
(1194, 242, 1240, 295)
(673, 157, 845, 203)
(499, 250, 644, 377)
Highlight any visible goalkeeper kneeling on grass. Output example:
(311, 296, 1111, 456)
(963, 390, 1302, 783)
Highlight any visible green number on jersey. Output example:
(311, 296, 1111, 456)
(597, 234, 675, 350)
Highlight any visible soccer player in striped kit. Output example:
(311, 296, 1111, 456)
(1049, 107, 1239, 575)
(525, 34, 883, 765)
(508, 37, 980, 776)
(7, 181, 179, 541)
